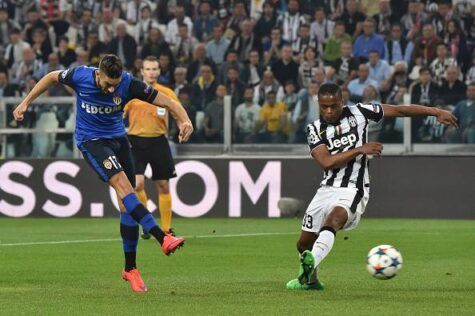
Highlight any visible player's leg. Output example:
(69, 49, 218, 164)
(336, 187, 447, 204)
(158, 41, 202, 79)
(151, 135, 177, 234)
(135, 175, 152, 240)
(115, 136, 184, 255)
(156, 180, 172, 234)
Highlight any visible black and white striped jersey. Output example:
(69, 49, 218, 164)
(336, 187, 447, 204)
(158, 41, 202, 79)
(306, 103, 384, 193)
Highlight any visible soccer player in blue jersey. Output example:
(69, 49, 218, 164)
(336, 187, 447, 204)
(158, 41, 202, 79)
(13, 55, 193, 292)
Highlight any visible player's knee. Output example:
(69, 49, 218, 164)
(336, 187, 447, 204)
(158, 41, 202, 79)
(110, 172, 134, 197)
(325, 208, 348, 231)
(157, 180, 170, 194)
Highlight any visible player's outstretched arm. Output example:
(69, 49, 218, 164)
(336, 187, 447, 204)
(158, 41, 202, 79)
(312, 142, 383, 171)
(13, 70, 62, 121)
(152, 92, 193, 143)
(381, 104, 458, 128)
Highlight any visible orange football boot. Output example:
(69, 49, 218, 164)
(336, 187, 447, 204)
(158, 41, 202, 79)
(162, 233, 185, 255)
(122, 268, 148, 292)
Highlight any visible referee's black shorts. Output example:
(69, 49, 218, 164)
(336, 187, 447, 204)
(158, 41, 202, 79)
(128, 134, 176, 181)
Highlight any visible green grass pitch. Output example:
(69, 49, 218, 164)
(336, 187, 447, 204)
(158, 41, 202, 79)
(0, 218, 474, 315)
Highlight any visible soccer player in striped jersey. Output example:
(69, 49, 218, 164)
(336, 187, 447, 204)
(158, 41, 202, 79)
(13, 55, 193, 293)
(287, 83, 458, 290)
(124, 56, 178, 239)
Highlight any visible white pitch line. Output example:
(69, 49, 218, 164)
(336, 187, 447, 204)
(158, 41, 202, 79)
(0, 232, 297, 247)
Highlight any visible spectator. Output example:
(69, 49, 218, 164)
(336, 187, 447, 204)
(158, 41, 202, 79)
(234, 86, 261, 143)
(385, 23, 414, 66)
(187, 44, 217, 84)
(381, 62, 410, 102)
(0, 7, 20, 49)
(206, 23, 230, 67)
(412, 23, 441, 66)
(340, 0, 366, 37)
(367, 50, 391, 87)
(443, 19, 470, 72)
(430, 43, 458, 86)
(329, 41, 359, 86)
(4, 28, 30, 69)
(254, 69, 284, 105)
(271, 45, 299, 86)
(323, 21, 351, 64)
(466, 56, 475, 85)
(12, 47, 42, 85)
(34, 52, 64, 80)
(401, 0, 428, 40)
(277, 0, 307, 43)
(429, 1, 456, 37)
(298, 46, 323, 89)
(411, 67, 439, 106)
(348, 63, 378, 102)
(292, 81, 319, 143)
(98, 9, 125, 44)
(255, 90, 288, 143)
(157, 53, 174, 87)
(70, 49, 89, 68)
(173, 67, 189, 97)
(134, 5, 162, 46)
(169, 87, 198, 143)
(24, 9, 50, 45)
(227, 19, 262, 62)
(241, 49, 265, 88)
(440, 66, 467, 107)
(125, 0, 155, 25)
(310, 7, 334, 52)
(362, 85, 382, 140)
(224, 65, 245, 108)
(31, 28, 53, 63)
(282, 80, 299, 112)
(191, 63, 218, 111)
(353, 18, 386, 62)
(292, 23, 318, 63)
(166, 4, 193, 47)
(254, 1, 277, 42)
(446, 82, 475, 143)
(193, 1, 216, 42)
(107, 22, 137, 69)
(225, 1, 248, 38)
(173, 23, 199, 68)
(70, 9, 97, 48)
(218, 50, 243, 84)
(140, 27, 171, 60)
(263, 27, 287, 66)
(202, 84, 226, 143)
(57, 36, 77, 68)
(86, 31, 107, 66)
(312, 67, 329, 86)
(372, 0, 398, 37)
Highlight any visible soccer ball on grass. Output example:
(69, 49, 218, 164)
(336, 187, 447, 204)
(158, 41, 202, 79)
(366, 244, 403, 279)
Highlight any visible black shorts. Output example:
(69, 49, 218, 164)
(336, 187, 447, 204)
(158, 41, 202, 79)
(78, 136, 136, 187)
(128, 135, 176, 181)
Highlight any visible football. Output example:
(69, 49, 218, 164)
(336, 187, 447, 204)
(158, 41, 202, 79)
(366, 245, 403, 279)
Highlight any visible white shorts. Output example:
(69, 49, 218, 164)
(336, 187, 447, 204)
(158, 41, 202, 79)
(301, 185, 369, 233)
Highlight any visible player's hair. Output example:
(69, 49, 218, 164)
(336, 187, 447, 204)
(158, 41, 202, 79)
(142, 55, 160, 68)
(318, 83, 342, 99)
(99, 54, 123, 79)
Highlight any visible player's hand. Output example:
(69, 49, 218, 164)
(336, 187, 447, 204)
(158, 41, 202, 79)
(435, 108, 458, 128)
(359, 142, 383, 157)
(13, 102, 29, 121)
(178, 120, 194, 143)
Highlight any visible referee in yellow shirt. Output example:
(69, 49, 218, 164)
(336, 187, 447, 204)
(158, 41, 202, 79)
(124, 56, 178, 238)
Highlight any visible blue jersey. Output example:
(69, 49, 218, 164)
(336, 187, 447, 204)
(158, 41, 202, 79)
(58, 66, 157, 144)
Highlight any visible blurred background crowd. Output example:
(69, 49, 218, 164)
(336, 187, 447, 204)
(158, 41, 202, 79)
(0, 0, 474, 158)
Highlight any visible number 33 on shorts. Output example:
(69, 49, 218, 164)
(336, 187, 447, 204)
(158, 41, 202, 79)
(302, 214, 313, 229)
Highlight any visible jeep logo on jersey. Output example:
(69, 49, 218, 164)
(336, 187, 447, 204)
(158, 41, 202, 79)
(113, 96, 122, 105)
(327, 133, 357, 151)
(81, 102, 123, 114)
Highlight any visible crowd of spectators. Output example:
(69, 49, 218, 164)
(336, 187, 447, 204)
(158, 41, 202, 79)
(0, 0, 474, 157)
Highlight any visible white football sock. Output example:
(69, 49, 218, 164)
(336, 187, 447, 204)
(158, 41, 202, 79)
(311, 230, 335, 267)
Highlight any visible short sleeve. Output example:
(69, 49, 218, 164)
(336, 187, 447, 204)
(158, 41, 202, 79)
(306, 123, 327, 152)
(58, 68, 76, 88)
(128, 78, 158, 103)
(356, 102, 384, 122)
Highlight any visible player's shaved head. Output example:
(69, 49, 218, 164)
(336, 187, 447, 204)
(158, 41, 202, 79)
(318, 83, 344, 124)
